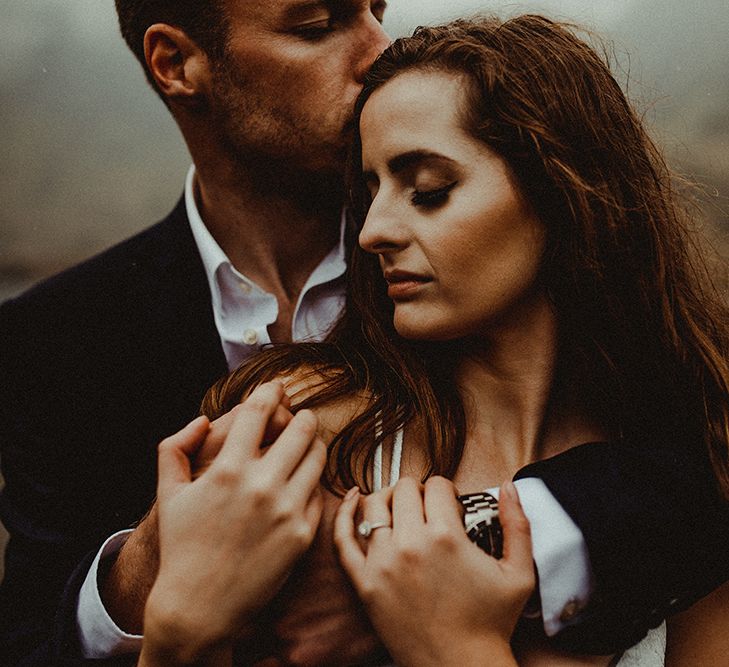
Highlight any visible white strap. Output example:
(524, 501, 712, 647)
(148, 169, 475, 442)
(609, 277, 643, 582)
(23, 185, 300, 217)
(389, 427, 403, 486)
(373, 421, 404, 491)
(374, 420, 384, 492)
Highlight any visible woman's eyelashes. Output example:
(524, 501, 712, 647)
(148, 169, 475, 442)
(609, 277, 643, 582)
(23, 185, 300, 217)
(411, 181, 458, 208)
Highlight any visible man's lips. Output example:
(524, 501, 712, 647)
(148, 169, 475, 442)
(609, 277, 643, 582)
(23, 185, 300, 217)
(383, 270, 432, 299)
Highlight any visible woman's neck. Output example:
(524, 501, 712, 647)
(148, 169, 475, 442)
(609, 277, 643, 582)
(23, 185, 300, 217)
(452, 294, 608, 487)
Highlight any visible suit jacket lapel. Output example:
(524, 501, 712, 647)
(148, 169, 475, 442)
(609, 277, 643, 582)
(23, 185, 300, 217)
(124, 197, 228, 447)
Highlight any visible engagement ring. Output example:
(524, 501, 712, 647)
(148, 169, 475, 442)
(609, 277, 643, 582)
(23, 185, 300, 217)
(357, 520, 391, 538)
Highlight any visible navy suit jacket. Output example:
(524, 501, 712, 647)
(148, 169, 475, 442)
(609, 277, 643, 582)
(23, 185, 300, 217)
(1, 198, 728, 664)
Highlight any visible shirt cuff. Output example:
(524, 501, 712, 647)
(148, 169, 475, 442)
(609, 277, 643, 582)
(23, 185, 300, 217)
(76, 529, 144, 658)
(487, 478, 594, 636)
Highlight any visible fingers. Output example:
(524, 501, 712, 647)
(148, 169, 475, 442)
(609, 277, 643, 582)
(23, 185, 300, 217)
(212, 381, 287, 471)
(391, 477, 425, 533)
(358, 487, 393, 549)
(422, 476, 463, 528)
(262, 403, 294, 446)
(263, 409, 320, 479)
(192, 408, 236, 477)
(157, 416, 210, 500)
(193, 400, 294, 478)
(499, 481, 534, 575)
(334, 487, 365, 577)
(287, 432, 327, 501)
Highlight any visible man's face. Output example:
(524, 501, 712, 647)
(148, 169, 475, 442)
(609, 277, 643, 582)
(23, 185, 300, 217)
(210, 0, 390, 175)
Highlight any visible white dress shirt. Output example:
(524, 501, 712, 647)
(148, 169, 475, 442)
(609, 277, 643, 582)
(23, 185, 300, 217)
(186, 165, 347, 369)
(77, 165, 592, 657)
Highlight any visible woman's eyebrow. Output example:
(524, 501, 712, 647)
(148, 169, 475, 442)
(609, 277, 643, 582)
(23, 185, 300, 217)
(387, 150, 456, 175)
(361, 151, 456, 184)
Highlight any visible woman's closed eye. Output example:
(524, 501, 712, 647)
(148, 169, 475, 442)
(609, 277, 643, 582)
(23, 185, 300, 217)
(411, 181, 457, 208)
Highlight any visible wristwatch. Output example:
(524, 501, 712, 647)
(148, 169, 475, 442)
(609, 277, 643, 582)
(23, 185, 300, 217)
(457, 491, 503, 559)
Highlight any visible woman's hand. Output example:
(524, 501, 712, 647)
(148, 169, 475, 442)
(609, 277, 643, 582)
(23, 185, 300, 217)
(138, 381, 327, 666)
(334, 476, 534, 667)
(101, 392, 297, 638)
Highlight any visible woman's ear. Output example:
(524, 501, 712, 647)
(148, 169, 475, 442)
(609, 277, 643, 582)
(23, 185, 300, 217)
(144, 23, 211, 106)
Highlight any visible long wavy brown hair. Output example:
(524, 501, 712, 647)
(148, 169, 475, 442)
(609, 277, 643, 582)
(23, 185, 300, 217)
(201, 15, 729, 497)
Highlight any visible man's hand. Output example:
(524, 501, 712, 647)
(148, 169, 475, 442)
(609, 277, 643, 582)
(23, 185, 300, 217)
(140, 381, 327, 664)
(99, 503, 160, 635)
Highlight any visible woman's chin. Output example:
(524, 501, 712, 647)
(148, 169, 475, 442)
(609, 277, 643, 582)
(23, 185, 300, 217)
(393, 315, 458, 342)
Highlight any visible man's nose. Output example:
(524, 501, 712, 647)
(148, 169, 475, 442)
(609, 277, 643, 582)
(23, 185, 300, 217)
(353, 17, 391, 84)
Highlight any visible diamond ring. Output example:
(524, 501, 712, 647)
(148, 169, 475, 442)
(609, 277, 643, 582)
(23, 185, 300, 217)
(357, 520, 392, 538)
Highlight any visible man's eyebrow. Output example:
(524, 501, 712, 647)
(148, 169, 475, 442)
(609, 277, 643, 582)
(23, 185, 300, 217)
(279, 0, 330, 22)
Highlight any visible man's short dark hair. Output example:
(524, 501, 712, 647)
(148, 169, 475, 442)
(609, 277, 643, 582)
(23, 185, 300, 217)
(114, 0, 229, 99)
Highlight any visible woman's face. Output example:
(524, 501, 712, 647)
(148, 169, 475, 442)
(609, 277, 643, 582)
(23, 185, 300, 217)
(359, 69, 547, 341)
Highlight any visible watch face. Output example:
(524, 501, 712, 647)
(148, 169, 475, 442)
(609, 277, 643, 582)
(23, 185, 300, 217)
(469, 519, 503, 559)
(458, 491, 503, 559)
(467, 524, 485, 545)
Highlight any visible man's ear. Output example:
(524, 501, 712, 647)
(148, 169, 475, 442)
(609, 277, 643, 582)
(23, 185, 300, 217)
(144, 23, 211, 105)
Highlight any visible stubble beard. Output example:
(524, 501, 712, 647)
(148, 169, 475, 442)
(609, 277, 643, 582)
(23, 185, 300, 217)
(209, 57, 350, 200)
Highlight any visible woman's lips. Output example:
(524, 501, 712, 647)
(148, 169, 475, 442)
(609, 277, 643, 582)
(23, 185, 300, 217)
(384, 270, 432, 299)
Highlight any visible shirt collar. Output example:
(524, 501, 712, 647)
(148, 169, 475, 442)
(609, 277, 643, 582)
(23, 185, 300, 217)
(185, 164, 347, 339)
(185, 164, 234, 294)
(185, 164, 347, 289)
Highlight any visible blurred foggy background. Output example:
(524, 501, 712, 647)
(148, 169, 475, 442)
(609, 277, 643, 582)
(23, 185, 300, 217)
(1, 0, 728, 303)
(1, 1, 728, 571)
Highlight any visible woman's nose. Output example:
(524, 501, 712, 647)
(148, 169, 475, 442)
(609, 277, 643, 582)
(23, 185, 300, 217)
(358, 195, 405, 255)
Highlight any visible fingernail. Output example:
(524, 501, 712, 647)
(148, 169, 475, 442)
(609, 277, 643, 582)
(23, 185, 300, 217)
(344, 486, 360, 501)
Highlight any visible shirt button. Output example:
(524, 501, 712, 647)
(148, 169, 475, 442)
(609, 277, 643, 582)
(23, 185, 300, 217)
(243, 329, 259, 345)
(238, 281, 252, 294)
(559, 599, 582, 623)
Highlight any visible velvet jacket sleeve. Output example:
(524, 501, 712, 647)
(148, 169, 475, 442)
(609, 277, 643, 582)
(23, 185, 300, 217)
(515, 437, 729, 654)
(0, 202, 228, 665)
